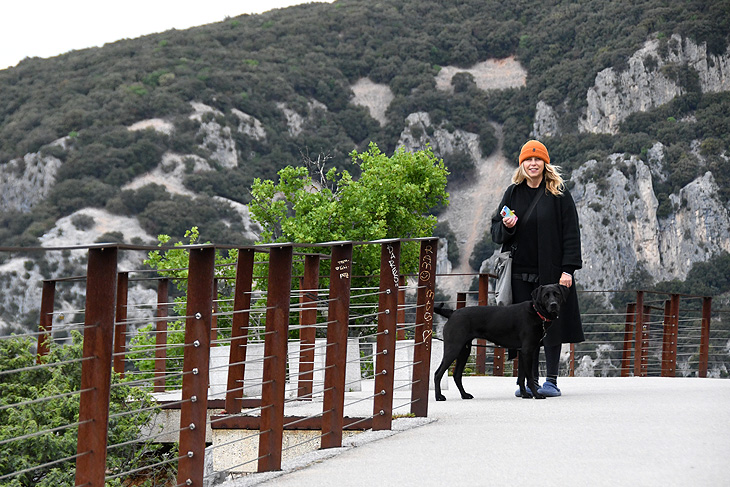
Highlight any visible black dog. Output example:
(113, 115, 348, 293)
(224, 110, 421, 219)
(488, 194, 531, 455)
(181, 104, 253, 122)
(433, 284, 569, 400)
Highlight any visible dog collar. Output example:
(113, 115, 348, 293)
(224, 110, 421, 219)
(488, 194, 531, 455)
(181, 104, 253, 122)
(533, 304, 552, 323)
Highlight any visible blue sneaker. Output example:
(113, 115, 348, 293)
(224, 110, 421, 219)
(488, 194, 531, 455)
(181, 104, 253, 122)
(537, 381, 561, 397)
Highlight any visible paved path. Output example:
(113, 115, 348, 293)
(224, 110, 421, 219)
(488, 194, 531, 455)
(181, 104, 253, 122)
(228, 376, 730, 487)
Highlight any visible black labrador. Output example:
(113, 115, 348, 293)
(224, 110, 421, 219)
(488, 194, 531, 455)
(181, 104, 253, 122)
(433, 284, 569, 400)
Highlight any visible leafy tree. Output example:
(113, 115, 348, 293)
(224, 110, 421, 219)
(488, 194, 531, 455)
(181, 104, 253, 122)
(132, 227, 240, 385)
(0, 334, 171, 486)
(249, 143, 449, 277)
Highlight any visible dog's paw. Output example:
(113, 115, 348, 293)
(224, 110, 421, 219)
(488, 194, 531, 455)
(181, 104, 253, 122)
(435, 394, 446, 401)
(534, 393, 546, 399)
(461, 393, 474, 400)
(520, 392, 532, 399)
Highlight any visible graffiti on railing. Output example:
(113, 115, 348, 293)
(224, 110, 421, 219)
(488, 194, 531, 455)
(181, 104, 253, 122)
(334, 258, 350, 279)
(386, 244, 399, 288)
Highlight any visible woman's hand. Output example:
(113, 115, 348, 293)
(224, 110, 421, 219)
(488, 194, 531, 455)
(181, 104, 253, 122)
(560, 272, 573, 287)
(502, 215, 518, 228)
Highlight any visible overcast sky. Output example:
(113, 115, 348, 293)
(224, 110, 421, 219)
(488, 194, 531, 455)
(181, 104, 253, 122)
(0, 1, 335, 70)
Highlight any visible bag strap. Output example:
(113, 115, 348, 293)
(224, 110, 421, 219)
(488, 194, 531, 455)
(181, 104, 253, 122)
(506, 183, 544, 255)
(522, 185, 544, 221)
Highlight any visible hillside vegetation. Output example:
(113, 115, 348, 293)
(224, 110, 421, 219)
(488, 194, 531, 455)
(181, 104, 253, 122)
(1, 0, 729, 247)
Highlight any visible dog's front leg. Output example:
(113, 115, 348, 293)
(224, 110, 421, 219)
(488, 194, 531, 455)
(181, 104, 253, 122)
(521, 349, 545, 399)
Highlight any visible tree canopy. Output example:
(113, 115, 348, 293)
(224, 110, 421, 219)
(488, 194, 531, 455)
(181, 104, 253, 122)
(249, 143, 448, 275)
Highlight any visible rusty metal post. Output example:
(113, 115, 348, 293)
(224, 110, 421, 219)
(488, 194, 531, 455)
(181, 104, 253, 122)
(36, 280, 56, 362)
(475, 274, 488, 375)
(75, 246, 118, 487)
(321, 243, 353, 449)
(113, 272, 128, 377)
(396, 275, 406, 340)
(297, 254, 320, 401)
(225, 249, 254, 414)
(667, 294, 680, 377)
(456, 292, 467, 309)
(373, 241, 400, 430)
(154, 278, 169, 393)
(661, 296, 680, 377)
(621, 303, 636, 377)
(698, 296, 712, 378)
(661, 299, 671, 376)
(411, 238, 437, 417)
(177, 247, 215, 487)
(258, 245, 293, 471)
(633, 292, 646, 377)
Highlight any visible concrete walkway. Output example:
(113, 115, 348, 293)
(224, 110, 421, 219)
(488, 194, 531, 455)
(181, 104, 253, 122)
(225, 376, 730, 487)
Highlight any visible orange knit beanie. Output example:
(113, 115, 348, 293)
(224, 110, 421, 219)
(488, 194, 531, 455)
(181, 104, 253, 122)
(518, 140, 550, 165)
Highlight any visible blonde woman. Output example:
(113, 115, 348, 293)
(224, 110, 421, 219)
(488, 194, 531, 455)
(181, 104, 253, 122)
(490, 140, 583, 397)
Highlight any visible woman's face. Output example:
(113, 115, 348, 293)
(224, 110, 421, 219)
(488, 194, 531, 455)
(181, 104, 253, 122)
(522, 156, 545, 181)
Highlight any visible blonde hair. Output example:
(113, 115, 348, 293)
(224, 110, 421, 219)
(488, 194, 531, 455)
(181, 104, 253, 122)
(512, 162, 565, 196)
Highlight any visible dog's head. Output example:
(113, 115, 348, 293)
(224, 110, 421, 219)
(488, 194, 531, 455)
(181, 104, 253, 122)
(531, 284, 570, 320)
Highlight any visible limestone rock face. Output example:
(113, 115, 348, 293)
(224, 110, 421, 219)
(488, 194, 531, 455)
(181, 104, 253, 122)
(580, 35, 730, 134)
(532, 101, 560, 140)
(0, 149, 62, 213)
(190, 102, 238, 169)
(571, 153, 730, 294)
(398, 112, 481, 162)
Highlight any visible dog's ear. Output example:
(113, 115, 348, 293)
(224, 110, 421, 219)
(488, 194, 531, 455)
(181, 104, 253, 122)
(559, 284, 570, 301)
(531, 286, 541, 302)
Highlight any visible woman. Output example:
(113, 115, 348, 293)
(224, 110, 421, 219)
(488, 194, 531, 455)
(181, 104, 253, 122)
(490, 140, 583, 397)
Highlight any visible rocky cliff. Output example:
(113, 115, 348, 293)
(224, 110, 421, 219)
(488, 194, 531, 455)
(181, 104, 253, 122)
(533, 34, 730, 138)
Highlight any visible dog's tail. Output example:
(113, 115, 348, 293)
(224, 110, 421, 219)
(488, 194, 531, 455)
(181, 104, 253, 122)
(434, 302, 454, 318)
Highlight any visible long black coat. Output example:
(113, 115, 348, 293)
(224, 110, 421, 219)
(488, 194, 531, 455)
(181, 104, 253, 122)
(490, 181, 584, 346)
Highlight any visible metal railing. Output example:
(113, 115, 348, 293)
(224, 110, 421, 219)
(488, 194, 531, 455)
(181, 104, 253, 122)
(1, 238, 728, 486)
(0, 238, 438, 486)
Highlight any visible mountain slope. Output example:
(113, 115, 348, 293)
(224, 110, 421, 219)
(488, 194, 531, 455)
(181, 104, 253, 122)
(1, 0, 730, 329)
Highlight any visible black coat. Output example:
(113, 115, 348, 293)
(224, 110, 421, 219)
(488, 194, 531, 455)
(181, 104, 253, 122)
(490, 181, 584, 345)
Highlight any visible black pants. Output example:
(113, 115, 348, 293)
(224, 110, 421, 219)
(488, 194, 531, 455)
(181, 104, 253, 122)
(512, 277, 561, 383)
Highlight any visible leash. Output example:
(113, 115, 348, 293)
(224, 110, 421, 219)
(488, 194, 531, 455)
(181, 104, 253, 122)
(533, 304, 552, 341)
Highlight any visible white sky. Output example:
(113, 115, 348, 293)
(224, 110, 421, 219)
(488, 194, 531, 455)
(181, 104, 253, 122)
(0, 1, 335, 70)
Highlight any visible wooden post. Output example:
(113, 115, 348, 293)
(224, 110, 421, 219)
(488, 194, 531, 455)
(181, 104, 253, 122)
(373, 241, 400, 431)
(75, 246, 118, 487)
(153, 278, 169, 393)
(411, 238, 438, 417)
(621, 303, 636, 377)
(113, 272, 128, 377)
(698, 296, 712, 378)
(321, 243, 353, 449)
(177, 247, 215, 487)
(297, 254, 320, 401)
(257, 245, 293, 471)
(36, 280, 56, 362)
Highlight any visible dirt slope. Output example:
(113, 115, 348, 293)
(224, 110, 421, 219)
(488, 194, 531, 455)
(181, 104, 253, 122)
(439, 123, 514, 301)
